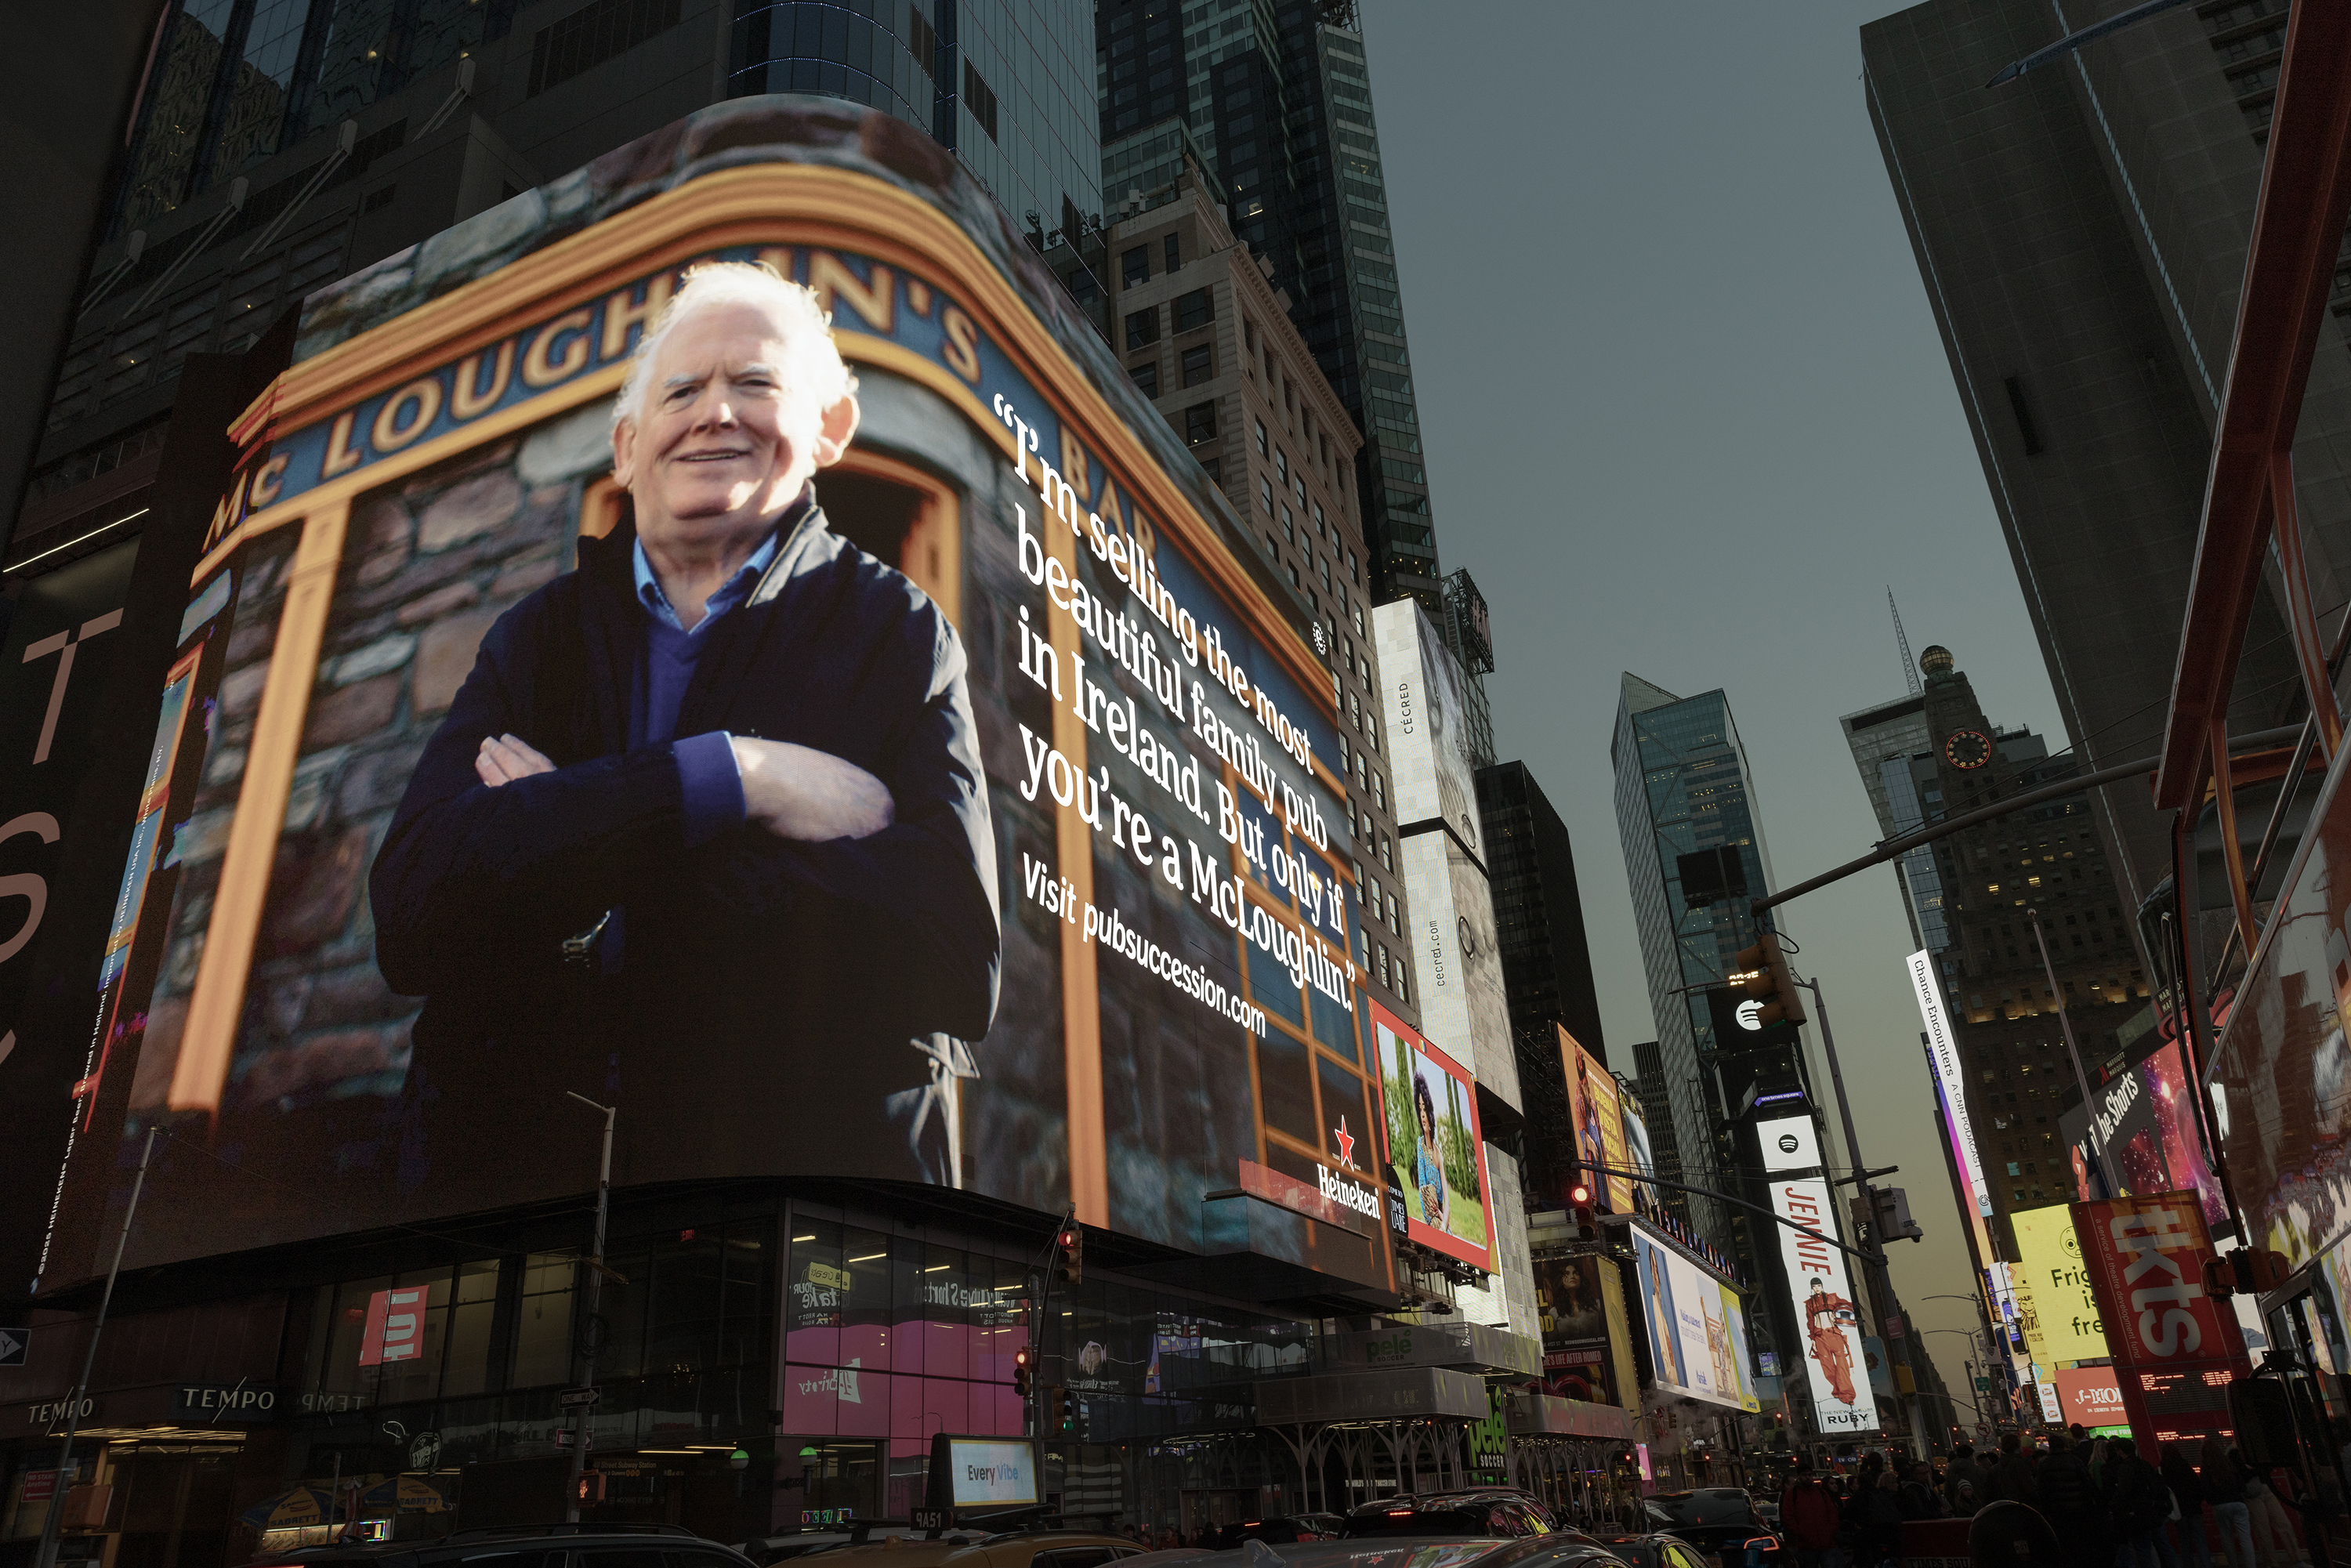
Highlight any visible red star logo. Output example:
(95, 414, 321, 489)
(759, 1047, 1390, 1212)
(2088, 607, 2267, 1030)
(1332, 1117, 1357, 1170)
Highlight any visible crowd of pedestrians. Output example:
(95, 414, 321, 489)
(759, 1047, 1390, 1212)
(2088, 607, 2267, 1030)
(1774, 1427, 2341, 1568)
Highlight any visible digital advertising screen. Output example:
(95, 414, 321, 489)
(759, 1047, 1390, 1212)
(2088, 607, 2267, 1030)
(1557, 1025, 1624, 1210)
(2073, 1192, 2251, 1448)
(2053, 1366, 2127, 1432)
(1620, 1101, 1658, 1212)
(2009, 1201, 2110, 1368)
(1766, 1167, 1880, 1433)
(1628, 1222, 1752, 1411)
(2059, 1038, 2230, 1240)
(1910, 948, 1991, 1218)
(1375, 600, 1512, 1103)
(1372, 1001, 1494, 1273)
(2204, 759, 2351, 1269)
(940, 1436, 1038, 1508)
(32, 101, 1379, 1289)
(1533, 1252, 1606, 1346)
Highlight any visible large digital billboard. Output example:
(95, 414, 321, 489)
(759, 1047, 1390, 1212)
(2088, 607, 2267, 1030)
(1759, 1114, 1879, 1434)
(1372, 1000, 1494, 1273)
(2059, 1037, 2229, 1240)
(2010, 1201, 2109, 1368)
(2204, 750, 2351, 1268)
(1621, 1098, 1659, 1213)
(1627, 1222, 1754, 1411)
(1375, 601, 1514, 1105)
(1557, 1025, 1627, 1211)
(34, 101, 1380, 1288)
(1910, 948, 1991, 1219)
(2072, 1192, 2251, 1448)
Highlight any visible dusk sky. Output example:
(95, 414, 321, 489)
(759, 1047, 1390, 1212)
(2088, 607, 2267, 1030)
(1361, 0, 2068, 1419)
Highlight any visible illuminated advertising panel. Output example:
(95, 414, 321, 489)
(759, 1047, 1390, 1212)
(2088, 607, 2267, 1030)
(2054, 1365, 2128, 1432)
(1909, 949, 1990, 1219)
(38, 100, 1377, 1287)
(1628, 1222, 1751, 1410)
(1758, 1112, 1823, 1173)
(943, 1437, 1038, 1508)
(1621, 1101, 1659, 1212)
(357, 1285, 429, 1367)
(2059, 1039, 2230, 1239)
(1372, 1001, 1495, 1272)
(2073, 1193, 2251, 1448)
(2010, 1202, 2109, 1367)
(1375, 601, 1514, 1103)
(2205, 751, 2351, 1269)
(1534, 1252, 1616, 1405)
(1766, 1168, 1880, 1432)
(1593, 1068, 1631, 1213)
(1558, 1024, 1622, 1208)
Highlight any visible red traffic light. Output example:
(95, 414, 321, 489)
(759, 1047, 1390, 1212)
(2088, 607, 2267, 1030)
(1014, 1345, 1034, 1370)
(1057, 1226, 1080, 1249)
(1570, 1183, 1592, 1206)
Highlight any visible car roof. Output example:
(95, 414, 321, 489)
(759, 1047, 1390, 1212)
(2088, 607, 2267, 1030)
(263, 1533, 752, 1566)
(1344, 1490, 1538, 1513)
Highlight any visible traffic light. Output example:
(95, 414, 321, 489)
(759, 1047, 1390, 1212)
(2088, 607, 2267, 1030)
(574, 1471, 606, 1508)
(1871, 1187, 1925, 1244)
(2202, 1248, 2290, 1296)
(1048, 1385, 1073, 1435)
(1730, 932, 1806, 1027)
(1568, 1182, 1597, 1242)
(1056, 1222, 1083, 1285)
(1013, 1344, 1034, 1396)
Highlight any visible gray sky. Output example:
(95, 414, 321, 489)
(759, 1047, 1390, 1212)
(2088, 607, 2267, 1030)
(1358, 0, 2067, 1429)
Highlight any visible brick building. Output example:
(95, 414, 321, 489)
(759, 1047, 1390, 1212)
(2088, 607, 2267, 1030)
(1078, 161, 1414, 1025)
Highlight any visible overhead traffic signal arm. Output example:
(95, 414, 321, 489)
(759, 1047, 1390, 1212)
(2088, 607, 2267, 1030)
(1730, 933, 1807, 1027)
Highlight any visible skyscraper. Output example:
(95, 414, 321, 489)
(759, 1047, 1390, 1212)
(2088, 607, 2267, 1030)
(10, 0, 1102, 576)
(1476, 759, 1608, 1208)
(1844, 645, 2147, 1233)
(1860, 0, 2351, 933)
(1610, 675, 1809, 1258)
(1091, 2, 1451, 627)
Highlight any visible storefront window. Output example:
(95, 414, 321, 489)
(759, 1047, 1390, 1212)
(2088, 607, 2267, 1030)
(512, 1251, 578, 1390)
(441, 1260, 500, 1397)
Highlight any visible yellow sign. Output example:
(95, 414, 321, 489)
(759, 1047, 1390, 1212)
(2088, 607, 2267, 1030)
(2012, 1203, 2109, 1366)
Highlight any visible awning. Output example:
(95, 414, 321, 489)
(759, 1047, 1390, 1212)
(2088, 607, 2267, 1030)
(240, 1487, 335, 1530)
(1503, 1391, 1636, 1441)
(1321, 1320, 1540, 1377)
(360, 1475, 451, 1512)
(1253, 1367, 1488, 1424)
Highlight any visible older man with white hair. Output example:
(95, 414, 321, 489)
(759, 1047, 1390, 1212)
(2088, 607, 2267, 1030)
(372, 262, 999, 1186)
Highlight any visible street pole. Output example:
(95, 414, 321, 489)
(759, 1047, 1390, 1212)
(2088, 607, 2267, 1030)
(34, 1126, 159, 1568)
(1795, 977, 1923, 1460)
(564, 1093, 615, 1523)
(2027, 909, 2114, 1195)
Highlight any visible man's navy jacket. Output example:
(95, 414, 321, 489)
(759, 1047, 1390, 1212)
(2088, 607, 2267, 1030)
(370, 502, 1000, 1185)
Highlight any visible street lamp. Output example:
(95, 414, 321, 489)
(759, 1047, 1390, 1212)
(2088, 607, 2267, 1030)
(563, 1092, 617, 1523)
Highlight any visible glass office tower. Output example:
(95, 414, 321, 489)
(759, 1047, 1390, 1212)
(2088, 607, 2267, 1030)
(1094, 0, 1440, 617)
(1611, 675, 1802, 1247)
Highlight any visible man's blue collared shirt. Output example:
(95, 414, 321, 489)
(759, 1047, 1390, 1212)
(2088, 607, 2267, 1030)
(629, 528, 781, 843)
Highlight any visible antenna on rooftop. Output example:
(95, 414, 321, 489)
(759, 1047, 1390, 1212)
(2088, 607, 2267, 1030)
(1889, 587, 1921, 695)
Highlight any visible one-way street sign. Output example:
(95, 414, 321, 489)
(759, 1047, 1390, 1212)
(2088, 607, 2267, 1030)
(557, 1386, 601, 1410)
(0, 1327, 27, 1367)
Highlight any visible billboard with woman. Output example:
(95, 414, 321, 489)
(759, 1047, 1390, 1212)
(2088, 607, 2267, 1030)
(1371, 999, 1494, 1273)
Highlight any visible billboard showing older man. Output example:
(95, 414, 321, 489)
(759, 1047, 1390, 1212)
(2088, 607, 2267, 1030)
(36, 100, 1375, 1288)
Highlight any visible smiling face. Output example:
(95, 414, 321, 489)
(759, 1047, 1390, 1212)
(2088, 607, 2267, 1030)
(611, 299, 859, 557)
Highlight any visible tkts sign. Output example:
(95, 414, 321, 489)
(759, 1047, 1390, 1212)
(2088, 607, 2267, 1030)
(2070, 1192, 2250, 1447)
